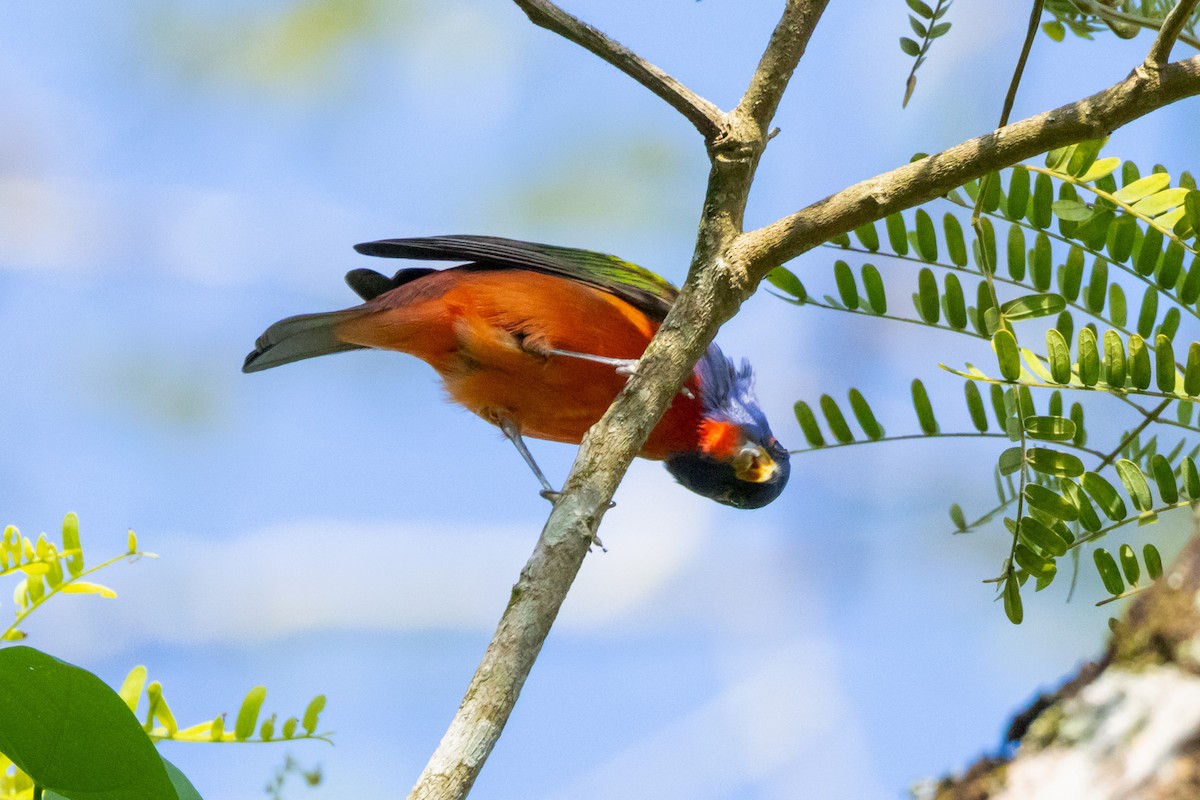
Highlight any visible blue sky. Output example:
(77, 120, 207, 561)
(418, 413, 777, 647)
(2, 1, 1199, 798)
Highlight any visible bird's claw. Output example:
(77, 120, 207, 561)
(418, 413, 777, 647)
(539, 488, 561, 503)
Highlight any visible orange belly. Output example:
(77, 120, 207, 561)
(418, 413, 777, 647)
(334, 269, 703, 459)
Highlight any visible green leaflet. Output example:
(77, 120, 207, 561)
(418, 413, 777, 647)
(1094, 548, 1125, 595)
(848, 389, 884, 440)
(834, 260, 859, 309)
(862, 264, 887, 314)
(1114, 459, 1153, 512)
(1077, 327, 1099, 387)
(235, 686, 267, 741)
(1079, 157, 1121, 183)
(993, 329, 1021, 381)
(1007, 169, 1030, 219)
(766, 267, 806, 302)
(1113, 172, 1171, 204)
(1002, 293, 1065, 321)
(1104, 330, 1127, 388)
(1003, 571, 1023, 624)
(1158, 241, 1184, 290)
(1007, 225, 1026, 280)
(794, 401, 825, 447)
(1067, 139, 1105, 178)
(1107, 214, 1137, 263)
(1183, 457, 1200, 499)
(915, 268, 939, 323)
(1052, 198, 1092, 222)
(949, 503, 968, 531)
(1144, 544, 1164, 580)
(1149, 454, 1179, 505)
(1085, 259, 1107, 313)
(1061, 478, 1103, 532)
(886, 212, 909, 255)
(912, 379, 938, 434)
(1129, 335, 1152, 390)
(1159, 307, 1180, 341)
(1118, 543, 1140, 585)
(854, 222, 880, 252)
(943, 273, 966, 329)
(1014, 543, 1054, 577)
(944, 213, 968, 266)
(1082, 472, 1128, 521)
(989, 384, 1008, 431)
(964, 381, 988, 432)
(998, 446, 1023, 475)
(1031, 233, 1052, 290)
(1060, 246, 1084, 301)
(1031, 172, 1054, 228)
(1186, 343, 1200, 396)
(820, 394, 854, 444)
(1155, 334, 1176, 393)
(1045, 329, 1070, 384)
(1019, 515, 1069, 557)
(1137, 286, 1158, 339)
(1023, 483, 1079, 521)
(1024, 415, 1075, 441)
(914, 209, 938, 261)
(1109, 284, 1127, 328)
(1026, 447, 1084, 478)
(1135, 226, 1163, 277)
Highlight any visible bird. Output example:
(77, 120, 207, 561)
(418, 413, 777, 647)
(243, 235, 789, 509)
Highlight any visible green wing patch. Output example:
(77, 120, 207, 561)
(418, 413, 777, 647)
(353, 235, 679, 320)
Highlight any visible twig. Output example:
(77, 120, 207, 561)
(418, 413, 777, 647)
(1146, 0, 1200, 66)
(736, 55, 1200, 278)
(512, 0, 724, 140)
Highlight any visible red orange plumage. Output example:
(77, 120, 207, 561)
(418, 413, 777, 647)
(243, 236, 788, 508)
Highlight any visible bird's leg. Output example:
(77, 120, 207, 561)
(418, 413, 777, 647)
(543, 348, 696, 400)
(497, 416, 608, 552)
(544, 348, 639, 376)
(498, 418, 559, 501)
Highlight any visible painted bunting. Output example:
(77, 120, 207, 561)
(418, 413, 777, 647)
(243, 236, 789, 508)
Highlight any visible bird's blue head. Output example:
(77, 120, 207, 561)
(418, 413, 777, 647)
(665, 345, 790, 509)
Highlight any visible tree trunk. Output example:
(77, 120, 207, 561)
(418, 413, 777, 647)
(929, 519, 1200, 800)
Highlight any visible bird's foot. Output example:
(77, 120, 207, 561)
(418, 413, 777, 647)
(539, 488, 561, 503)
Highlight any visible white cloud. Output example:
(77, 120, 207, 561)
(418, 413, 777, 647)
(542, 641, 887, 800)
(26, 473, 714, 660)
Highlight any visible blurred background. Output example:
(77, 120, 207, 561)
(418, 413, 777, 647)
(1, 1, 1198, 798)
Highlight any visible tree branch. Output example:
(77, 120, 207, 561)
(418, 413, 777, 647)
(738, 54, 1200, 279)
(405, 3, 832, 798)
(1146, 0, 1200, 66)
(407, 10, 1200, 800)
(732, 0, 831, 135)
(511, 0, 724, 140)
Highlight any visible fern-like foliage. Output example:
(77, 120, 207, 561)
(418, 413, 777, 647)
(1042, 0, 1200, 49)
(0, 515, 330, 798)
(898, 0, 953, 106)
(119, 667, 331, 745)
(1, 514, 150, 641)
(773, 140, 1200, 623)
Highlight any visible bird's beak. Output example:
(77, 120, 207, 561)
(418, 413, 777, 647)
(732, 443, 780, 484)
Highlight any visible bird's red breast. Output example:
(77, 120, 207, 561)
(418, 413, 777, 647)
(333, 268, 704, 459)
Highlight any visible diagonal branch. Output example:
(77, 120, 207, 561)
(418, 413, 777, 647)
(1146, 0, 1200, 66)
(512, 0, 724, 140)
(737, 54, 1200, 279)
(732, 0, 831, 135)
